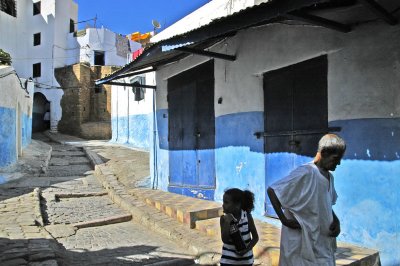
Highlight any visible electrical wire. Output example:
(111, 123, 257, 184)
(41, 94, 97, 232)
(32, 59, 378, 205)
(0, 69, 29, 94)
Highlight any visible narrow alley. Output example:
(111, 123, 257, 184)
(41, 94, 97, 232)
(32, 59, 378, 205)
(3, 0, 400, 264)
(0, 133, 196, 266)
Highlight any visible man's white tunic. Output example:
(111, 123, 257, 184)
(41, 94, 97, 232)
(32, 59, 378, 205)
(271, 162, 338, 266)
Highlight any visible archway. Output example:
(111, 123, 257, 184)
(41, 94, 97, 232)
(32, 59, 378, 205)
(32, 92, 50, 132)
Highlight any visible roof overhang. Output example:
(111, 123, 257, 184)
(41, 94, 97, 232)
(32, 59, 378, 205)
(96, 0, 397, 86)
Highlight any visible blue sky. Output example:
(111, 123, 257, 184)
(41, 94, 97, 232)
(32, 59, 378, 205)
(74, 0, 210, 35)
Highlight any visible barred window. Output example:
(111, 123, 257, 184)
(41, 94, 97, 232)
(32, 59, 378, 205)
(0, 0, 17, 17)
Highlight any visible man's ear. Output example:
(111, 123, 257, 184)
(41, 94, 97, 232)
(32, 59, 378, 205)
(320, 150, 329, 158)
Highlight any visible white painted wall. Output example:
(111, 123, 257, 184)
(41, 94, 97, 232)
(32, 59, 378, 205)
(67, 27, 142, 67)
(0, 0, 78, 132)
(156, 21, 400, 120)
(153, 19, 400, 265)
(111, 71, 155, 144)
(0, 66, 34, 164)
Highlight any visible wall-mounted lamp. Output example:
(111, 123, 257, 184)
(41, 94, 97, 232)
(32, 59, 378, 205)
(218, 97, 223, 104)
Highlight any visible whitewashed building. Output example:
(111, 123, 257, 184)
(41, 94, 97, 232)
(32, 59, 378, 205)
(97, 0, 400, 264)
(1, 0, 138, 133)
(0, 65, 34, 169)
(68, 27, 142, 67)
(0, 0, 78, 132)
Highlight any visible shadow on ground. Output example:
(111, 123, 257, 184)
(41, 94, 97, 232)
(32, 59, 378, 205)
(0, 237, 196, 266)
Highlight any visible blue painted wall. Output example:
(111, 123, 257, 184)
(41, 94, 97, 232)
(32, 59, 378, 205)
(111, 113, 152, 150)
(22, 113, 32, 148)
(153, 108, 400, 264)
(214, 112, 266, 216)
(331, 118, 400, 266)
(0, 107, 16, 167)
(152, 110, 169, 191)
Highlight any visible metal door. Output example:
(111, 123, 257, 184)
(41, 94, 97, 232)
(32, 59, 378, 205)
(168, 60, 215, 189)
(264, 56, 328, 216)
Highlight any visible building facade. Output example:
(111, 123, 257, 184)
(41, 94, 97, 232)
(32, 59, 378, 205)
(0, 0, 78, 132)
(1, 0, 138, 135)
(0, 66, 34, 168)
(98, 0, 400, 264)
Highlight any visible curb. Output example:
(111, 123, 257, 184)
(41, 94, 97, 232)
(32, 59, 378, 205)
(73, 214, 132, 229)
(81, 146, 222, 264)
(93, 164, 221, 265)
(33, 187, 45, 227)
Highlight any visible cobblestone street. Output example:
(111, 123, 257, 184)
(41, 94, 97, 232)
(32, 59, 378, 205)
(0, 134, 196, 265)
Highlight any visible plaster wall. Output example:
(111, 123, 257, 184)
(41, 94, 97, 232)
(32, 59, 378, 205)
(0, 66, 33, 168)
(154, 21, 400, 264)
(75, 28, 135, 67)
(0, 0, 78, 132)
(111, 72, 155, 150)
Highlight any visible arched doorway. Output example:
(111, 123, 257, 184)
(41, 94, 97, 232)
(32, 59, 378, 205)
(32, 92, 50, 132)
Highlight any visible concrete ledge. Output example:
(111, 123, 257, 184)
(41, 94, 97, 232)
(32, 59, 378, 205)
(94, 164, 221, 265)
(54, 192, 108, 199)
(82, 147, 104, 168)
(130, 188, 223, 229)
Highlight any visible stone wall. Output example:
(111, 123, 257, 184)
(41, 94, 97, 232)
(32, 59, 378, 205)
(55, 63, 119, 139)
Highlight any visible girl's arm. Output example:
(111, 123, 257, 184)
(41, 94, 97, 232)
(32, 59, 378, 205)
(220, 215, 233, 244)
(237, 212, 259, 255)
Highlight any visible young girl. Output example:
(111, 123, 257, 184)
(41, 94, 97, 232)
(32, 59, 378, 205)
(220, 188, 259, 266)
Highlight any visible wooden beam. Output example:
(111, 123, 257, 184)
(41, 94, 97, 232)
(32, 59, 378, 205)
(359, 0, 397, 25)
(111, 68, 156, 80)
(285, 11, 352, 33)
(103, 81, 156, 89)
(176, 47, 236, 61)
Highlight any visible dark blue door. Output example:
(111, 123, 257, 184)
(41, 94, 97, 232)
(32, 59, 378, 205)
(168, 61, 215, 195)
(263, 56, 328, 216)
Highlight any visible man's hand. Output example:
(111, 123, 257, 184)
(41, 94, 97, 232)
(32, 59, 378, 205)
(329, 216, 340, 237)
(284, 218, 301, 230)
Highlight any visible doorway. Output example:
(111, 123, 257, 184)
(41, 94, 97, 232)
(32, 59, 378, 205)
(263, 55, 328, 215)
(167, 60, 216, 193)
(32, 92, 49, 132)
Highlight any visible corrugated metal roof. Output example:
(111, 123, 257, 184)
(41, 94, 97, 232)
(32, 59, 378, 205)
(96, 0, 331, 85)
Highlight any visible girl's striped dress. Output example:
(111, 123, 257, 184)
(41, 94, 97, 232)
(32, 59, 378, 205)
(220, 210, 254, 265)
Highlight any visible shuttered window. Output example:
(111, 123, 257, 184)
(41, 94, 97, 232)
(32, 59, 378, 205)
(263, 55, 328, 156)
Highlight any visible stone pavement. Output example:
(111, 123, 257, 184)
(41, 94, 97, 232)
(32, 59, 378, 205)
(0, 133, 197, 266)
(0, 132, 379, 265)
(0, 138, 60, 266)
(41, 131, 381, 266)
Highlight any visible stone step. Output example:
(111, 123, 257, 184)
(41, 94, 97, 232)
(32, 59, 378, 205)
(44, 164, 93, 177)
(129, 188, 223, 228)
(49, 157, 90, 166)
(51, 151, 86, 157)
